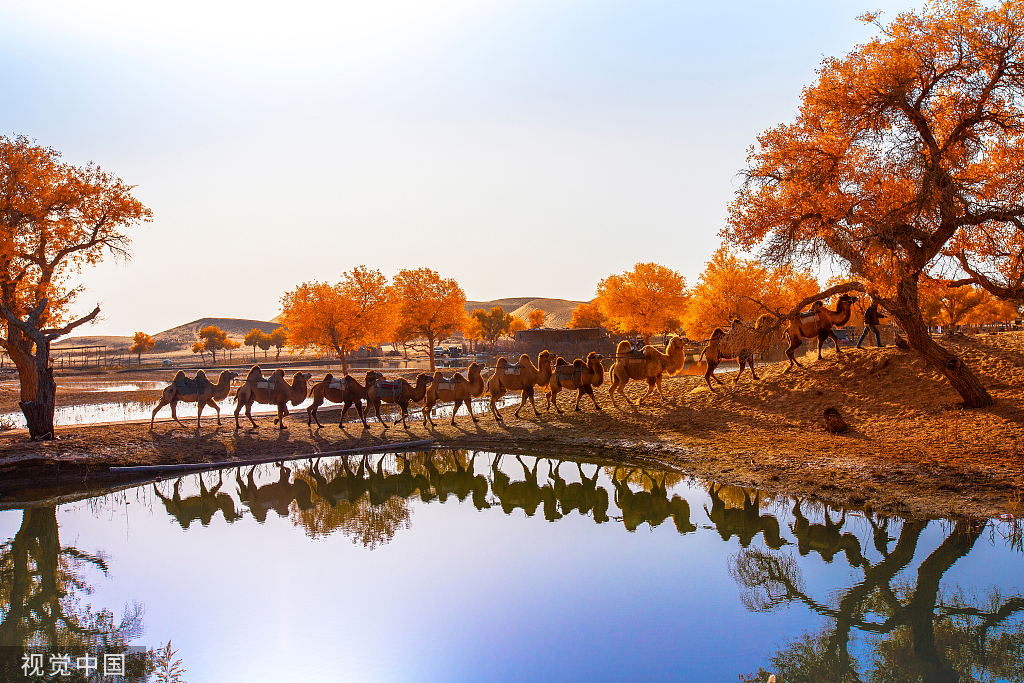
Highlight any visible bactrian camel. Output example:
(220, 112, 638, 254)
(485, 350, 553, 422)
(367, 373, 431, 429)
(546, 351, 605, 413)
(698, 313, 775, 390)
(151, 369, 238, 428)
(306, 370, 382, 430)
(608, 336, 686, 407)
(423, 361, 486, 427)
(785, 293, 856, 368)
(233, 365, 312, 430)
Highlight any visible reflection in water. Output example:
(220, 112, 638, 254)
(733, 517, 1024, 683)
(0, 506, 148, 680)
(4, 452, 1021, 682)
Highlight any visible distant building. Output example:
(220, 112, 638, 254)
(513, 327, 607, 344)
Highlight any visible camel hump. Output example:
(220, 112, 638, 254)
(710, 327, 726, 340)
(754, 314, 774, 332)
(615, 340, 632, 356)
(245, 365, 263, 382)
(172, 370, 187, 383)
(496, 356, 509, 367)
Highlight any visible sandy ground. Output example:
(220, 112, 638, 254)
(1, 334, 1022, 519)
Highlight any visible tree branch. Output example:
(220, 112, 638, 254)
(41, 305, 101, 341)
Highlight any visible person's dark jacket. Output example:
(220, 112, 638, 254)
(864, 304, 886, 326)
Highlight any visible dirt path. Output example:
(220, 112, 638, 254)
(2, 334, 1022, 519)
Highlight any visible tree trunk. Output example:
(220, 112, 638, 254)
(884, 275, 994, 408)
(18, 338, 57, 439)
(427, 333, 436, 373)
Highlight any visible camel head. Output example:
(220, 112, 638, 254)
(467, 361, 482, 376)
(537, 350, 551, 367)
(666, 335, 686, 353)
(586, 351, 603, 365)
(414, 372, 432, 388)
(838, 293, 857, 306)
(365, 370, 384, 386)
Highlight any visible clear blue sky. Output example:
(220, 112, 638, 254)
(1, 0, 917, 336)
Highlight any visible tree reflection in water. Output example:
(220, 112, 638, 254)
(0, 506, 147, 680)
(732, 515, 1024, 683)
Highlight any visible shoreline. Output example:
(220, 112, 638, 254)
(2, 335, 1023, 520)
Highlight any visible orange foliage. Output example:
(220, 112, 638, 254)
(0, 135, 152, 408)
(129, 332, 155, 361)
(594, 262, 688, 342)
(280, 266, 392, 374)
(391, 267, 466, 372)
(683, 247, 819, 340)
(508, 318, 527, 336)
(569, 301, 605, 329)
(724, 1, 1024, 406)
(528, 309, 545, 329)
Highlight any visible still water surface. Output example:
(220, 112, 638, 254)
(1, 451, 1020, 682)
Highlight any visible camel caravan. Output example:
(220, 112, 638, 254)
(148, 291, 862, 431)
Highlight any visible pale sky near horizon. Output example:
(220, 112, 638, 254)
(1, 0, 919, 337)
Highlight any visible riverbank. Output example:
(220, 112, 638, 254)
(2, 333, 1022, 519)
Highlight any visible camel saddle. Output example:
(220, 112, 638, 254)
(501, 363, 522, 376)
(437, 376, 458, 390)
(174, 375, 210, 393)
(556, 364, 583, 385)
(798, 310, 819, 323)
(256, 379, 278, 391)
(328, 378, 347, 391)
(375, 380, 403, 398)
(627, 349, 645, 364)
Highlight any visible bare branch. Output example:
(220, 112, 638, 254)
(42, 305, 101, 341)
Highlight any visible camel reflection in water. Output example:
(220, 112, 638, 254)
(154, 472, 243, 529)
(704, 483, 783, 548)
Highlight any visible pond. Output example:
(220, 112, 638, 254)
(1, 451, 1020, 682)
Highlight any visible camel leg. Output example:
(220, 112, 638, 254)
(526, 386, 541, 417)
(786, 339, 803, 369)
(307, 396, 323, 427)
(573, 388, 583, 411)
(636, 380, 656, 405)
(586, 386, 601, 411)
(234, 399, 242, 429)
(608, 379, 618, 407)
(398, 401, 409, 429)
(467, 398, 479, 423)
(244, 400, 258, 429)
(448, 400, 460, 426)
(373, 400, 388, 429)
(207, 399, 222, 425)
(550, 387, 564, 414)
(735, 361, 745, 383)
(654, 374, 667, 401)
(827, 329, 841, 355)
(150, 396, 170, 428)
(748, 356, 759, 381)
(197, 399, 205, 428)
(170, 399, 185, 427)
(704, 363, 716, 391)
(513, 389, 528, 419)
(490, 393, 504, 423)
(277, 402, 288, 430)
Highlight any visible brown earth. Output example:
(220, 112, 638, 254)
(1, 333, 1022, 519)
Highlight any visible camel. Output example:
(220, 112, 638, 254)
(150, 369, 238, 428)
(235, 464, 314, 523)
(485, 350, 553, 422)
(611, 468, 697, 534)
(607, 335, 687, 407)
(233, 366, 312, 430)
(785, 293, 857, 368)
(698, 314, 776, 390)
(306, 370, 382, 430)
(704, 483, 784, 549)
(550, 461, 610, 523)
(546, 351, 605, 413)
(422, 362, 486, 426)
(367, 373, 431, 429)
(791, 499, 864, 565)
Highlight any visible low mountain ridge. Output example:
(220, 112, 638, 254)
(464, 297, 586, 329)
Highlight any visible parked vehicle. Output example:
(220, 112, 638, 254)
(433, 347, 445, 358)
(446, 345, 462, 358)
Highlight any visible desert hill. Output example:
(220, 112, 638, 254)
(464, 297, 585, 329)
(54, 317, 282, 350)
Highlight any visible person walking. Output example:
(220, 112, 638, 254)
(856, 301, 886, 348)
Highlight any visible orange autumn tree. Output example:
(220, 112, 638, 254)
(528, 309, 545, 329)
(569, 301, 605, 329)
(280, 266, 393, 374)
(129, 332, 155, 366)
(0, 135, 152, 438)
(508, 317, 527, 337)
(244, 328, 267, 362)
(725, 1, 1024, 408)
(392, 267, 466, 373)
(683, 247, 819, 340)
(470, 306, 513, 343)
(594, 262, 688, 343)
